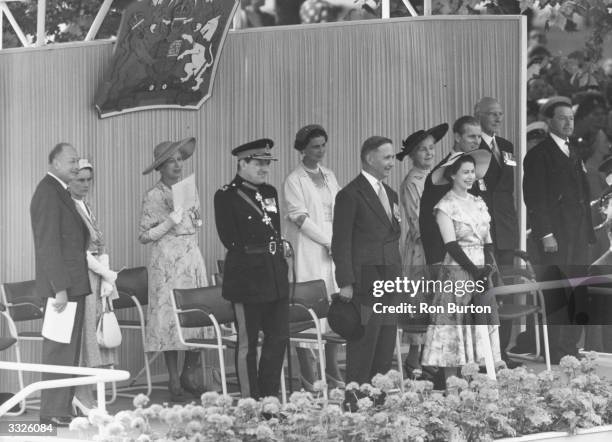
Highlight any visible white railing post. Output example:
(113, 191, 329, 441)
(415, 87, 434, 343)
(35, 0, 45, 46)
(85, 0, 113, 41)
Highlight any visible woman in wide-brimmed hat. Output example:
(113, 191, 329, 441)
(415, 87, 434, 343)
(396, 123, 448, 380)
(139, 137, 210, 401)
(421, 150, 502, 388)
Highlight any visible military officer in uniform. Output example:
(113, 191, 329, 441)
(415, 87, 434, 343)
(214, 138, 289, 399)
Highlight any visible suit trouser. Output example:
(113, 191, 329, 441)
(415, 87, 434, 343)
(232, 298, 289, 399)
(40, 296, 86, 419)
(345, 307, 397, 385)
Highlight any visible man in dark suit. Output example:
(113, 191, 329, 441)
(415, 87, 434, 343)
(474, 97, 519, 267)
(214, 139, 289, 399)
(523, 99, 595, 363)
(30, 143, 91, 426)
(420, 116, 483, 266)
(332, 136, 402, 406)
(474, 97, 520, 366)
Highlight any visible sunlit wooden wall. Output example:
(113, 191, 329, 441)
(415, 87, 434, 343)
(0, 16, 524, 392)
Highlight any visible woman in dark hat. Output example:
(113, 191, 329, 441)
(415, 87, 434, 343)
(396, 123, 448, 378)
(283, 124, 344, 389)
(420, 151, 501, 388)
(139, 137, 210, 401)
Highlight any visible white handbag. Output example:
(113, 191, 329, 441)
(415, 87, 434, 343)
(96, 297, 122, 349)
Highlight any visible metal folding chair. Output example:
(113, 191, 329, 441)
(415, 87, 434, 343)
(0, 300, 24, 415)
(495, 250, 551, 371)
(171, 286, 288, 400)
(111, 267, 163, 400)
(0, 280, 43, 415)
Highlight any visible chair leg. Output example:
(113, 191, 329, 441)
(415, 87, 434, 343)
(395, 329, 404, 391)
(542, 323, 551, 371)
(217, 346, 227, 396)
(533, 313, 541, 359)
(107, 365, 117, 404)
(6, 342, 26, 416)
(280, 366, 287, 405)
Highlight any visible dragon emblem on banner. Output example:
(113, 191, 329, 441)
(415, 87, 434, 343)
(95, 0, 238, 118)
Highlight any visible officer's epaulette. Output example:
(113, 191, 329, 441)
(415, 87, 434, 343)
(220, 183, 237, 192)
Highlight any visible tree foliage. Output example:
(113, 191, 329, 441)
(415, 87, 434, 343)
(2, 0, 128, 48)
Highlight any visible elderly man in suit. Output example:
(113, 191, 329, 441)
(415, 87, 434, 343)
(474, 97, 521, 367)
(523, 99, 595, 363)
(420, 116, 483, 267)
(474, 97, 519, 266)
(332, 136, 402, 408)
(30, 143, 91, 426)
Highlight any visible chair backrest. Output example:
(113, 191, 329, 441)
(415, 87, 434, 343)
(1, 281, 43, 322)
(173, 286, 235, 328)
(290, 279, 329, 320)
(114, 267, 148, 309)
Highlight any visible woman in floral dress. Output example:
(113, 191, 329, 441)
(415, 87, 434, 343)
(140, 137, 209, 401)
(421, 151, 501, 386)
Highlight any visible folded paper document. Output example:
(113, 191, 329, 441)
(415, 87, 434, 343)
(41, 298, 77, 343)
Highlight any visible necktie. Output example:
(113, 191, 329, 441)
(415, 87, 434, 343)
(564, 140, 571, 158)
(377, 182, 392, 221)
(490, 137, 502, 163)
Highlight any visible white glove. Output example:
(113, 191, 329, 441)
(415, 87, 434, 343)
(100, 280, 114, 298)
(86, 252, 118, 283)
(169, 207, 184, 225)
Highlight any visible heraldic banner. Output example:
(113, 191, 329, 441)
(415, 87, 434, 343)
(94, 0, 238, 118)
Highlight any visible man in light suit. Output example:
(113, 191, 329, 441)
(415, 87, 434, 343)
(30, 143, 91, 426)
(523, 100, 595, 363)
(331, 136, 402, 409)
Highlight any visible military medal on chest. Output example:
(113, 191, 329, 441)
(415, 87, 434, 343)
(255, 192, 274, 227)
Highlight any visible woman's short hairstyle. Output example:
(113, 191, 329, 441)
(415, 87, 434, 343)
(294, 125, 328, 151)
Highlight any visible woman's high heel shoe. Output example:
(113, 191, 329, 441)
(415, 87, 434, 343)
(71, 396, 92, 417)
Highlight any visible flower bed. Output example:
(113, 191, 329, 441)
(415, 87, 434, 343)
(71, 354, 612, 441)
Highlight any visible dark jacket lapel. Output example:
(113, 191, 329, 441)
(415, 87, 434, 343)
(355, 174, 392, 227)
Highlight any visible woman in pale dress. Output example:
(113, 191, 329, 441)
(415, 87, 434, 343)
(421, 151, 501, 387)
(68, 159, 119, 415)
(283, 124, 344, 389)
(396, 123, 448, 378)
(139, 137, 210, 401)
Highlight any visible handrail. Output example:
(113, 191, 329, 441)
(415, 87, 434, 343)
(0, 361, 129, 416)
(487, 274, 612, 297)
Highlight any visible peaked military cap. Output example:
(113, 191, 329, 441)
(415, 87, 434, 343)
(232, 138, 277, 161)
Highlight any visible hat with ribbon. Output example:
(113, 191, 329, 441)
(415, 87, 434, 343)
(78, 158, 93, 171)
(142, 137, 196, 175)
(431, 149, 492, 185)
(232, 138, 277, 161)
(396, 123, 449, 161)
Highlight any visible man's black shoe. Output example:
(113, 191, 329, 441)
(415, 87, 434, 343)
(40, 416, 72, 427)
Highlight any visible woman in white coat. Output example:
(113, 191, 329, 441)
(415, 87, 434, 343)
(283, 124, 343, 389)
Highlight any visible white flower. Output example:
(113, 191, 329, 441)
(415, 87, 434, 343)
(106, 422, 124, 436)
(135, 435, 151, 442)
(325, 404, 343, 417)
(186, 420, 203, 433)
(130, 416, 147, 432)
(133, 393, 150, 408)
(216, 395, 233, 408)
(69, 416, 90, 432)
(356, 397, 373, 411)
(345, 382, 360, 391)
(88, 408, 112, 426)
(201, 391, 220, 406)
(372, 411, 388, 425)
(114, 410, 133, 427)
(312, 380, 327, 392)
(329, 388, 344, 402)
(386, 369, 402, 385)
(255, 423, 275, 440)
(144, 403, 163, 419)
(180, 408, 193, 422)
(372, 373, 394, 391)
(163, 409, 181, 426)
